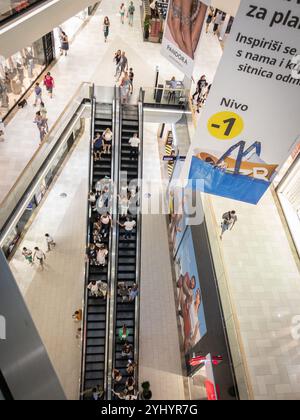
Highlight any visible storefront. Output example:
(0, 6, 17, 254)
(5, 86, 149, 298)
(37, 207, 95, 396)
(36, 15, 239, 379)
(0, 34, 54, 119)
(142, 0, 169, 43)
(277, 145, 300, 257)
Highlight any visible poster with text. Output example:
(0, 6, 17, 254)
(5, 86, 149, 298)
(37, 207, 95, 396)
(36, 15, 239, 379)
(175, 228, 207, 355)
(186, 0, 300, 204)
(161, 0, 211, 78)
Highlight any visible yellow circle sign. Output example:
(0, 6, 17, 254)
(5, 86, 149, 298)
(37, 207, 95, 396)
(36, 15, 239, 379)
(207, 111, 244, 140)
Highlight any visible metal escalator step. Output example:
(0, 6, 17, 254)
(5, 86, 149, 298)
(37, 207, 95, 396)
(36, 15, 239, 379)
(87, 329, 106, 338)
(86, 354, 105, 363)
(85, 362, 105, 372)
(87, 338, 105, 346)
(87, 321, 106, 330)
(118, 265, 136, 272)
(118, 257, 136, 264)
(85, 371, 104, 380)
(86, 346, 105, 355)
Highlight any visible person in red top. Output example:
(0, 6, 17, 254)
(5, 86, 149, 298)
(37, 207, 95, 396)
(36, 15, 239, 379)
(44, 72, 54, 98)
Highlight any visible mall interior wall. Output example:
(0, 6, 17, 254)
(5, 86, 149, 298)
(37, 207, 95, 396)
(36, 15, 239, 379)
(0, 0, 99, 58)
(0, 250, 65, 400)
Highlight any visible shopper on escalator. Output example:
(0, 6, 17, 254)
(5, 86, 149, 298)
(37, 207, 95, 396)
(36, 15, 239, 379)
(118, 217, 136, 240)
(93, 133, 103, 161)
(128, 132, 140, 159)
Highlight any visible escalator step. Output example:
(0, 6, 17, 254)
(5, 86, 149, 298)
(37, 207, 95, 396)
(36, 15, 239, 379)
(85, 371, 104, 380)
(86, 362, 105, 372)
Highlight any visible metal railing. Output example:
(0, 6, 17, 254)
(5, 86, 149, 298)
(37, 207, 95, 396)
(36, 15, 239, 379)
(0, 82, 93, 233)
(142, 86, 191, 110)
(79, 87, 96, 399)
(106, 86, 121, 400)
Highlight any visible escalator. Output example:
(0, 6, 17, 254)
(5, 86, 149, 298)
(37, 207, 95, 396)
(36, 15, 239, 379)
(81, 102, 113, 397)
(112, 105, 140, 396)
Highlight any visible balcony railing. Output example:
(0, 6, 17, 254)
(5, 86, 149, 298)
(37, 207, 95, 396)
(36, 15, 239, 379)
(0, 82, 93, 232)
(142, 86, 191, 110)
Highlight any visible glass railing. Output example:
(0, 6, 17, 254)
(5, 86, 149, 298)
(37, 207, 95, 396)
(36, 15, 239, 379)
(0, 81, 93, 232)
(142, 86, 191, 110)
(0, 0, 48, 25)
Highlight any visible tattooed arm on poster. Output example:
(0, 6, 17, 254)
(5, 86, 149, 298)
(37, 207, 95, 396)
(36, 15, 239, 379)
(192, 2, 208, 55)
(168, 0, 208, 59)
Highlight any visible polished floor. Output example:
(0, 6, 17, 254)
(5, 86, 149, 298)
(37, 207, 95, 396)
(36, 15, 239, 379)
(10, 123, 90, 399)
(4, 0, 300, 402)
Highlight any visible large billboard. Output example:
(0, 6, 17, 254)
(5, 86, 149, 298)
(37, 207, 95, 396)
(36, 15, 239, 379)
(186, 0, 300, 204)
(161, 0, 211, 78)
(175, 227, 207, 355)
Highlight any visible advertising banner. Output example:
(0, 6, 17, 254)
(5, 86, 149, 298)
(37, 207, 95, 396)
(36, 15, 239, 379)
(174, 228, 207, 355)
(161, 0, 212, 78)
(187, 0, 300, 204)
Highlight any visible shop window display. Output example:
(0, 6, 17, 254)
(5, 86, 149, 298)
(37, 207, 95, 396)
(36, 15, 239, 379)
(0, 38, 46, 118)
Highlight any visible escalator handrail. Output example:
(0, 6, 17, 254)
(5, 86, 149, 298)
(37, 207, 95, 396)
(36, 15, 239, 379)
(79, 85, 96, 398)
(134, 99, 144, 394)
(104, 85, 120, 399)
(106, 86, 122, 400)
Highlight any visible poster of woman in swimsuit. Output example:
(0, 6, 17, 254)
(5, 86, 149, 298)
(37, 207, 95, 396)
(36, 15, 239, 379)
(175, 227, 207, 355)
(162, 0, 211, 78)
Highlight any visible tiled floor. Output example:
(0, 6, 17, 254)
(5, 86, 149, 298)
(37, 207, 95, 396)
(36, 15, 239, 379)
(139, 123, 186, 400)
(9, 123, 90, 400)
(208, 192, 300, 400)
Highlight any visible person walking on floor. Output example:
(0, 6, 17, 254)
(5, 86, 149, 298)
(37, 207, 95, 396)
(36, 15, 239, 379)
(192, 75, 207, 103)
(22, 247, 34, 265)
(128, 132, 140, 159)
(206, 6, 215, 33)
(103, 16, 110, 42)
(127, 1, 135, 26)
(44, 72, 54, 99)
(0, 118, 5, 142)
(33, 247, 46, 269)
(120, 3, 126, 24)
(114, 50, 122, 77)
(213, 11, 223, 36)
(220, 210, 237, 240)
(60, 31, 69, 56)
(129, 67, 134, 94)
(33, 111, 47, 143)
(116, 51, 128, 81)
(39, 102, 49, 132)
(34, 82, 43, 106)
(45, 233, 56, 252)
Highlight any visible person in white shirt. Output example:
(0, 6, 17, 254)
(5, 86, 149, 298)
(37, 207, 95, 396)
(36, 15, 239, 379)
(213, 11, 223, 35)
(128, 133, 140, 159)
(119, 194, 129, 217)
(118, 217, 136, 240)
(96, 245, 108, 267)
(45, 233, 56, 252)
(33, 247, 46, 269)
(0, 119, 5, 142)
